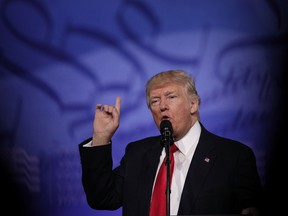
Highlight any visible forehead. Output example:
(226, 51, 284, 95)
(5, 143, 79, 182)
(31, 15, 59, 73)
(149, 83, 184, 96)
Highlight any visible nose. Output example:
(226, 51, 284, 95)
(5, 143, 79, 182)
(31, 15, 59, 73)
(160, 99, 168, 111)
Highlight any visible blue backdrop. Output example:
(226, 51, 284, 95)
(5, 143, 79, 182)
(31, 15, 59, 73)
(0, 0, 287, 215)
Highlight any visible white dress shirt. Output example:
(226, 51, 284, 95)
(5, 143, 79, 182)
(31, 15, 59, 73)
(152, 120, 201, 215)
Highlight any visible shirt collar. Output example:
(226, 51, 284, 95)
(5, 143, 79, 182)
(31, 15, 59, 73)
(175, 120, 201, 156)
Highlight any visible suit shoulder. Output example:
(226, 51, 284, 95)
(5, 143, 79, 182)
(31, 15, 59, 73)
(126, 135, 161, 150)
(201, 125, 253, 152)
(119, 136, 162, 161)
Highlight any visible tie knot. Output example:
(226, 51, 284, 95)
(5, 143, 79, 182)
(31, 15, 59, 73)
(170, 144, 178, 154)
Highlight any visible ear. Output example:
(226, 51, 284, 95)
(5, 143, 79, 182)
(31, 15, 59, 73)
(190, 97, 199, 114)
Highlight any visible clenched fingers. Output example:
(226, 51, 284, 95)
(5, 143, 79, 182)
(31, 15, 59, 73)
(95, 96, 121, 115)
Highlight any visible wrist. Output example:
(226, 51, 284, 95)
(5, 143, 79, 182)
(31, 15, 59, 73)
(92, 134, 111, 146)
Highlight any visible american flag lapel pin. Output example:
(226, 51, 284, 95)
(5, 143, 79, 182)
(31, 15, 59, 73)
(204, 157, 210, 163)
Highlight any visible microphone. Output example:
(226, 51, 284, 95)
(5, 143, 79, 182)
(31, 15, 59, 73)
(160, 120, 174, 216)
(160, 120, 174, 146)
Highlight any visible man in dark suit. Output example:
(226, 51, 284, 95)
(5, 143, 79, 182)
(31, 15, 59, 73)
(79, 70, 263, 216)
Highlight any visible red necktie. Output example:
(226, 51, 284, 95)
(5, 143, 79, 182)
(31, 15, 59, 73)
(150, 144, 178, 216)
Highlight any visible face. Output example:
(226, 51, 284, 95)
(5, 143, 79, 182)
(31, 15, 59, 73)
(148, 83, 198, 141)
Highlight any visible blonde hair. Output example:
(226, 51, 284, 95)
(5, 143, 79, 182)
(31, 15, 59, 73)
(145, 69, 201, 108)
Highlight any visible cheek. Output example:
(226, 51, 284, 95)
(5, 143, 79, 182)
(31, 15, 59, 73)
(150, 108, 158, 116)
(150, 109, 161, 121)
(151, 112, 161, 128)
(174, 106, 192, 122)
(175, 103, 191, 113)
(171, 107, 188, 122)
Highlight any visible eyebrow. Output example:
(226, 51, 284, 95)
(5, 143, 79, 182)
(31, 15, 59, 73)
(164, 89, 178, 96)
(150, 91, 172, 98)
(150, 89, 177, 97)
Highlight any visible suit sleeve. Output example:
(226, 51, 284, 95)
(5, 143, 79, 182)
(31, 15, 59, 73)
(78, 138, 123, 210)
(234, 144, 263, 211)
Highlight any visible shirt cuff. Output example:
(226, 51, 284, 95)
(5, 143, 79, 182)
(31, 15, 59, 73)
(83, 140, 93, 147)
(83, 140, 111, 147)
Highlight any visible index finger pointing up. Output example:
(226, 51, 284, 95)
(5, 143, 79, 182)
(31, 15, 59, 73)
(115, 96, 121, 113)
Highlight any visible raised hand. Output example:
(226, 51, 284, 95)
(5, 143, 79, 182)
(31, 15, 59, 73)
(92, 96, 121, 146)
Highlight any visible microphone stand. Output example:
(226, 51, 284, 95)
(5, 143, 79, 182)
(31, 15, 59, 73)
(162, 130, 173, 216)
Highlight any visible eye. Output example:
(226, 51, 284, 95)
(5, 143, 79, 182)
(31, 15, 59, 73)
(150, 98, 160, 106)
(168, 95, 177, 99)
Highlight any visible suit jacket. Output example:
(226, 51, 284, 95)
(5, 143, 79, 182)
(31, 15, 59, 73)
(79, 123, 262, 216)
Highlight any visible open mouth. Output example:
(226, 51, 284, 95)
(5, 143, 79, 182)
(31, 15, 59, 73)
(161, 116, 169, 121)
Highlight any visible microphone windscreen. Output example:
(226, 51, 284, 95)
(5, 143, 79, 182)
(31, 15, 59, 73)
(160, 119, 173, 134)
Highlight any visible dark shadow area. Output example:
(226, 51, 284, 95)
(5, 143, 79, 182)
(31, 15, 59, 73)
(0, 162, 28, 215)
(262, 54, 287, 216)
(0, 157, 39, 216)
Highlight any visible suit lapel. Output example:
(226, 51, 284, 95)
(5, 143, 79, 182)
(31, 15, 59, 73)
(136, 139, 164, 214)
(178, 126, 217, 214)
